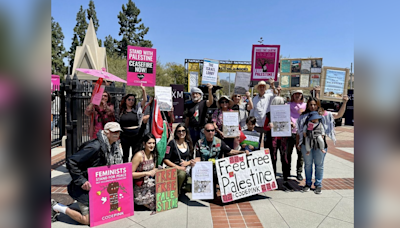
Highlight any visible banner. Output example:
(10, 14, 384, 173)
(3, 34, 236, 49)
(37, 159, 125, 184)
(251, 45, 280, 81)
(189, 71, 199, 92)
(234, 72, 251, 94)
(270, 105, 291, 137)
(127, 45, 156, 87)
(202, 58, 219, 85)
(155, 86, 173, 111)
(191, 161, 214, 200)
(216, 149, 277, 203)
(51, 75, 60, 92)
(88, 163, 134, 227)
(156, 168, 178, 213)
(344, 89, 354, 126)
(222, 111, 240, 138)
(171, 84, 184, 123)
(219, 64, 251, 73)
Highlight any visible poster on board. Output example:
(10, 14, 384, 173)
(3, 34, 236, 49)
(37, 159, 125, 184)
(291, 75, 300, 87)
(291, 60, 301, 73)
(280, 75, 290, 88)
(222, 111, 240, 138)
(189, 71, 199, 92)
(311, 59, 322, 73)
(301, 60, 311, 74)
(191, 161, 214, 200)
(155, 86, 173, 111)
(251, 45, 280, 81)
(171, 84, 184, 123)
(280, 60, 291, 73)
(216, 149, 277, 203)
(155, 168, 178, 213)
(300, 74, 310, 87)
(202, 58, 219, 85)
(88, 163, 134, 227)
(127, 45, 156, 87)
(310, 74, 321, 87)
(270, 105, 291, 137)
(234, 72, 251, 94)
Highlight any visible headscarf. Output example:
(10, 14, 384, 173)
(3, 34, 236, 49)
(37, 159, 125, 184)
(191, 87, 203, 102)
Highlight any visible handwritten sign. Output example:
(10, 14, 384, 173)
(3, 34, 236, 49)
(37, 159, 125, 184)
(222, 111, 239, 138)
(191, 162, 214, 200)
(270, 105, 291, 137)
(88, 163, 134, 227)
(155, 168, 178, 213)
(216, 150, 277, 203)
(127, 45, 156, 87)
(324, 69, 346, 97)
(202, 58, 219, 85)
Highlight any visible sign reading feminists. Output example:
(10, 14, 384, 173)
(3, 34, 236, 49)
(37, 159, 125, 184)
(127, 45, 157, 87)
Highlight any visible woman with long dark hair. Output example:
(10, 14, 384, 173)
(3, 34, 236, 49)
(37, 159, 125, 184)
(118, 86, 147, 162)
(85, 91, 115, 139)
(131, 133, 158, 214)
(163, 124, 195, 194)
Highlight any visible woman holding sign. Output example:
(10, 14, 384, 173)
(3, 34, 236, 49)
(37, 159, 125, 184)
(131, 133, 158, 214)
(85, 91, 115, 139)
(212, 96, 235, 147)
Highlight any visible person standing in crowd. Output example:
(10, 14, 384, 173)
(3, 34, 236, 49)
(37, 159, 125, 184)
(249, 79, 279, 146)
(212, 95, 234, 147)
(131, 133, 158, 214)
(231, 91, 253, 130)
(118, 86, 147, 162)
(185, 83, 214, 143)
(287, 90, 307, 181)
(51, 122, 123, 224)
(297, 90, 349, 194)
(85, 91, 115, 139)
(163, 124, 195, 194)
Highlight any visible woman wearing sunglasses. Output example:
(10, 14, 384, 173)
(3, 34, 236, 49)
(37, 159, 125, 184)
(163, 124, 195, 194)
(211, 96, 235, 147)
(231, 92, 253, 130)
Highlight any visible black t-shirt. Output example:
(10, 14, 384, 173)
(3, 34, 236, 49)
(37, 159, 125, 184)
(186, 100, 208, 128)
(165, 140, 191, 165)
(119, 111, 139, 128)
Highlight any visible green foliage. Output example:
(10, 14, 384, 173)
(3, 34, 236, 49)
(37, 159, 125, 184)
(104, 35, 119, 57)
(218, 79, 235, 96)
(69, 5, 88, 70)
(116, 0, 152, 58)
(51, 17, 67, 76)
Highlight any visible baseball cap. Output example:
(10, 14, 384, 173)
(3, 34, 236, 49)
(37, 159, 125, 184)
(104, 122, 123, 132)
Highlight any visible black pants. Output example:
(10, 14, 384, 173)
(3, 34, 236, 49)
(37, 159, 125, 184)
(120, 128, 140, 163)
(269, 138, 291, 181)
(286, 134, 303, 175)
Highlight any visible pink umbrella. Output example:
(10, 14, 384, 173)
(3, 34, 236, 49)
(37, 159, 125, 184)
(76, 68, 127, 83)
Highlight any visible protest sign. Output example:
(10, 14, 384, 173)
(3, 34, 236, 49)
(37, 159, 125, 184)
(216, 149, 277, 203)
(88, 163, 134, 227)
(155, 86, 173, 111)
(127, 45, 156, 87)
(280, 75, 290, 88)
(311, 59, 322, 73)
(240, 130, 260, 149)
(91, 85, 105, 106)
(51, 75, 60, 92)
(155, 168, 178, 213)
(191, 161, 214, 200)
(301, 60, 311, 74)
(189, 71, 199, 92)
(300, 74, 310, 87)
(320, 66, 350, 102)
(251, 45, 280, 81)
(202, 58, 219, 85)
(270, 105, 291, 137)
(90, 78, 104, 105)
(310, 74, 321, 87)
(280, 60, 291, 73)
(279, 58, 323, 90)
(234, 72, 251, 94)
(171, 84, 184, 123)
(222, 111, 239, 138)
(291, 75, 300, 87)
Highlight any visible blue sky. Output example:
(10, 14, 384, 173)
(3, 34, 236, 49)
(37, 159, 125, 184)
(52, 0, 354, 81)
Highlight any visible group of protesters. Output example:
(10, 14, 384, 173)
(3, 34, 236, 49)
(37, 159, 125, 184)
(51, 79, 348, 224)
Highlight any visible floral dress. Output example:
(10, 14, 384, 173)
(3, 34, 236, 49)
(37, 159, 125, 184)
(133, 151, 155, 209)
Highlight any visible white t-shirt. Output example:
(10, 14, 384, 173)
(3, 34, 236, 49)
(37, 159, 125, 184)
(249, 92, 275, 127)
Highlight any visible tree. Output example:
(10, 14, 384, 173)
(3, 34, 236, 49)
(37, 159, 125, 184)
(117, 0, 152, 58)
(219, 79, 234, 96)
(86, 0, 102, 47)
(104, 35, 119, 57)
(51, 17, 67, 76)
(165, 62, 185, 84)
(256, 58, 274, 72)
(69, 5, 88, 70)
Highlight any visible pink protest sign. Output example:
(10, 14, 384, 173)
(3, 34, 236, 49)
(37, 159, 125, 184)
(91, 85, 105, 106)
(127, 45, 156, 87)
(88, 163, 134, 227)
(251, 45, 280, 81)
(51, 75, 60, 92)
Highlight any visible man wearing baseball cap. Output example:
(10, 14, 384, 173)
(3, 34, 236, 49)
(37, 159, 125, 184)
(51, 122, 123, 224)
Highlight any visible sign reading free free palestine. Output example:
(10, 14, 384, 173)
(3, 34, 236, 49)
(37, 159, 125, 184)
(216, 150, 277, 203)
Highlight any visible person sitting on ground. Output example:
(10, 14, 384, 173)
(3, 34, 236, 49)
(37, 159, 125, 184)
(51, 122, 123, 224)
(131, 133, 158, 215)
(85, 91, 115, 139)
(163, 124, 196, 194)
(303, 111, 326, 154)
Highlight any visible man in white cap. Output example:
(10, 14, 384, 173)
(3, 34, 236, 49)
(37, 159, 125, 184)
(185, 83, 214, 143)
(249, 79, 279, 145)
(51, 122, 123, 224)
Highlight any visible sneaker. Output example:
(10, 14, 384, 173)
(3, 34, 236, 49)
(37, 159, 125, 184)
(302, 185, 311, 192)
(296, 173, 303, 181)
(314, 186, 322, 194)
(51, 199, 60, 222)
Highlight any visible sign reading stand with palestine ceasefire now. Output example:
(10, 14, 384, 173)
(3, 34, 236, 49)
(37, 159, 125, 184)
(216, 149, 277, 203)
(201, 58, 219, 85)
(88, 163, 134, 227)
(155, 168, 178, 213)
(127, 45, 156, 87)
(251, 45, 280, 81)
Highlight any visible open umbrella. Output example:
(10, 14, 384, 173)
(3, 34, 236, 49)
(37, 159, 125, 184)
(76, 68, 127, 83)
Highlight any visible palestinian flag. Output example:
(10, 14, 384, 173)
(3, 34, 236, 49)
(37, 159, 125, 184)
(151, 98, 167, 166)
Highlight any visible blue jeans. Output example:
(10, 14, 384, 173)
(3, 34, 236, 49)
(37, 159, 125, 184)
(301, 144, 327, 187)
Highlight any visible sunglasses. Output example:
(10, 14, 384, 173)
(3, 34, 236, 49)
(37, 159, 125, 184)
(176, 130, 186, 133)
(219, 100, 229, 104)
(102, 95, 108, 97)
(205, 129, 215, 132)
(234, 95, 241, 98)
(127, 98, 135, 101)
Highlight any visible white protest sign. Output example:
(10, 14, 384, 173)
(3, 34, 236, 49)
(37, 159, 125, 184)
(234, 72, 251, 94)
(216, 149, 277, 203)
(155, 86, 173, 111)
(202, 58, 219, 85)
(189, 71, 199, 91)
(191, 161, 214, 200)
(270, 105, 291, 137)
(222, 111, 239, 138)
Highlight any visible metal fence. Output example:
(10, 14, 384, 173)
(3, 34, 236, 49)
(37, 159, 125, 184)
(51, 87, 65, 148)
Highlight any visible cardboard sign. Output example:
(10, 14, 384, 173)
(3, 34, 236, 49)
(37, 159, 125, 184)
(88, 163, 134, 227)
(191, 161, 214, 200)
(202, 58, 219, 85)
(127, 45, 156, 87)
(234, 72, 251, 94)
(171, 84, 184, 123)
(270, 105, 292, 137)
(155, 86, 173, 111)
(216, 150, 277, 203)
(222, 111, 240, 138)
(251, 45, 280, 81)
(320, 66, 350, 102)
(155, 168, 178, 213)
